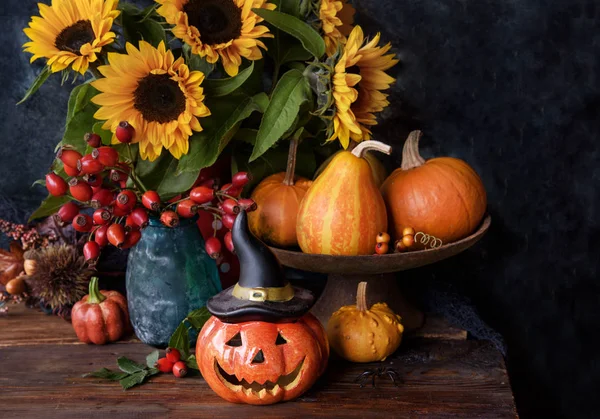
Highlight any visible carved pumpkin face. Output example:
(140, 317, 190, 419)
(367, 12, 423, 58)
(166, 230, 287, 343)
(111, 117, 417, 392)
(197, 313, 329, 405)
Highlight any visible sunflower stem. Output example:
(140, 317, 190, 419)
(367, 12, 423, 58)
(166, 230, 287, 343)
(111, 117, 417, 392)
(126, 144, 148, 193)
(283, 138, 298, 186)
(87, 277, 106, 305)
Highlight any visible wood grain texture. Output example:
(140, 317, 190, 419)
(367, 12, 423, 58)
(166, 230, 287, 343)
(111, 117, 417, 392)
(0, 305, 516, 418)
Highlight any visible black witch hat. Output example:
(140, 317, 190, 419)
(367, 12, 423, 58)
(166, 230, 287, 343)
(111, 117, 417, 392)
(207, 210, 315, 323)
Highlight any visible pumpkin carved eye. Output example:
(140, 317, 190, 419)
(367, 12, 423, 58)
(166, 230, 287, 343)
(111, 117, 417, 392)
(226, 332, 242, 347)
(275, 332, 287, 345)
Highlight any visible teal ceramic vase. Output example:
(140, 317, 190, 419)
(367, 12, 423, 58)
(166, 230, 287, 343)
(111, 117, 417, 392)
(126, 217, 221, 348)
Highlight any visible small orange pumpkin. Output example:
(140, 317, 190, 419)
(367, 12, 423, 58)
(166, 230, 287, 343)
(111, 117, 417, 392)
(314, 150, 387, 187)
(381, 131, 487, 243)
(197, 313, 329, 405)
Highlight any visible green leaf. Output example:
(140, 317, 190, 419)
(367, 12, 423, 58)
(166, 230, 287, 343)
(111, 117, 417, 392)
(279, 44, 313, 64)
(146, 350, 160, 369)
(177, 93, 267, 173)
(121, 4, 166, 47)
(168, 322, 190, 359)
(186, 355, 199, 370)
(31, 179, 46, 188)
(147, 367, 160, 376)
(252, 9, 325, 58)
(18, 66, 51, 105)
(156, 157, 199, 201)
(203, 62, 254, 98)
(28, 195, 71, 222)
(92, 122, 113, 146)
(185, 307, 211, 330)
(138, 4, 159, 22)
(62, 85, 100, 153)
(183, 44, 214, 76)
(83, 368, 128, 381)
(250, 69, 310, 161)
(120, 371, 148, 390)
(117, 357, 146, 374)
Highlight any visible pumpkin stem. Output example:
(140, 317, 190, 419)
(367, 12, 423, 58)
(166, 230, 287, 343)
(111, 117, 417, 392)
(356, 281, 368, 311)
(351, 141, 392, 159)
(87, 277, 106, 305)
(283, 138, 299, 186)
(401, 131, 426, 170)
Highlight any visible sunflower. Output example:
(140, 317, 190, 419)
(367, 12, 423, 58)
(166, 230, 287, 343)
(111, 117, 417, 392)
(23, 0, 119, 75)
(156, 0, 276, 77)
(326, 26, 398, 148)
(319, 0, 355, 56)
(91, 41, 211, 161)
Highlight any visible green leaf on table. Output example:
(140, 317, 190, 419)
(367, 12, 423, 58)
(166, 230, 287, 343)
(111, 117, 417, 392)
(169, 322, 191, 359)
(203, 62, 254, 98)
(28, 195, 71, 222)
(186, 355, 199, 370)
(147, 367, 160, 376)
(185, 307, 211, 330)
(250, 69, 310, 161)
(146, 350, 160, 369)
(83, 368, 129, 381)
(120, 370, 148, 390)
(17, 66, 51, 105)
(117, 356, 146, 374)
(252, 9, 325, 58)
(121, 4, 166, 47)
(183, 44, 214, 76)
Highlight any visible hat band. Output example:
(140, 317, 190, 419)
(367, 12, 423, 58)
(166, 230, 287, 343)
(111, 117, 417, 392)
(232, 283, 295, 302)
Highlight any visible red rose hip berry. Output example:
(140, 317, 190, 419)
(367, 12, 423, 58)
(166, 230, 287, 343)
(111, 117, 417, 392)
(94, 224, 109, 247)
(69, 179, 94, 202)
(46, 173, 68, 197)
(238, 198, 257, 212)
(172, 361, 188, 378)
(224, 231, 234, 254)
(160, 211, 179, 227)
(221, 199, 240, 215)
(92, 146, 119, 167)
(63, 164, 81, 177)
(83, 241, 101, 262)
(92, 208, 111, 225)
(176, 199, 199, 218)
(107, 223, 126, 248)
(166, 348, 181, 363)
(55, 202, 79, 225)
(222, 213, 236, 230)
(73, 214, 93, 233)
(205, 237, 222, 259)
(115, 121, 134, 143)
(77, 154, 104, 175)
(116, 190, 137, 212)
(156, 357, 174, 373)
(128, 207, 149, 229)
(84, 132, 102, 148)
(121, 230, 142, 249)
(57, 148, 82, 169)
(232, 171, 251, 188)
(90, 188, 114, 208)
(189, 186, 214, 204)
(142, 190, 161, 212)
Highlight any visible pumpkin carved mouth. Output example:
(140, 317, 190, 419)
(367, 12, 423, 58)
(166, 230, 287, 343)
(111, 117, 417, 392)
(214, 358, 305, 397)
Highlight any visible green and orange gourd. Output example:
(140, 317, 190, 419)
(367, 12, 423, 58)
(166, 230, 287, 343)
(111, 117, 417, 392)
(296, 141, 391, 255)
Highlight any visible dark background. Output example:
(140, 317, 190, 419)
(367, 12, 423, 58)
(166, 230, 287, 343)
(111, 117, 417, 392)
(1, 0, 598, 417)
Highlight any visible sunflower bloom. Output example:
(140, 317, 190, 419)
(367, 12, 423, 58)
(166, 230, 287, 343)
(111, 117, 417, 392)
(328, 26, 398, 148)
(23, 0, 119, 75)
(319, 0, 355, 56)
(156, 0, 276, 77)
(91, 41, 211, 161)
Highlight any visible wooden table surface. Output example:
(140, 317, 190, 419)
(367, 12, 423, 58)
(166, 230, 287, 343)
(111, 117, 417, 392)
(0, 304, 517, 418)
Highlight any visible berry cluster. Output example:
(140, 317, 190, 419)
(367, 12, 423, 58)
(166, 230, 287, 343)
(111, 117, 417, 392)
(374, 227, 442, 254)
(0, 219, 57, 250)
(156, 348, 188, 378)
(45, 122, 256, 265)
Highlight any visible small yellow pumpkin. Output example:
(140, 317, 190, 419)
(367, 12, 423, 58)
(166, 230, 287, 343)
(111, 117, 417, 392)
(327, 282, 404, 362)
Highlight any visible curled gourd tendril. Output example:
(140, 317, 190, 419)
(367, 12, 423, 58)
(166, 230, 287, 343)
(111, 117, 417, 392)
(414, 232, 443, 249)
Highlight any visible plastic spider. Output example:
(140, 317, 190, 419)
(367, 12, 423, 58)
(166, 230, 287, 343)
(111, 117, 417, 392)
(354, 366, 401, 388)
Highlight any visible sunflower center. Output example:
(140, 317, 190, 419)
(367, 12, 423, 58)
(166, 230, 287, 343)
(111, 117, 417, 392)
(134, 74, 186, 124)
(183, 0, 242, 45)
(55, 20, 95, 55)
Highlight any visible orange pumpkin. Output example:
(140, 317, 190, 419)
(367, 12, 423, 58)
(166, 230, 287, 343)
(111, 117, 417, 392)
(381, 131, 487, 243)
(196, 313, 329, 405)
(297, 141, 391, 255)
(249, 173, 312, 247)
(314, 150, 387, 187)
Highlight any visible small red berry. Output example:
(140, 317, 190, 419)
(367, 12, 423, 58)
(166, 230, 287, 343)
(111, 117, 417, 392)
(57, 148, 82, 169)
(172, 361, 188, 378)
(142, 191, 161, 212)
(93, 208, 112, 225)
(107, 223, 126, 248)
(205, 237, 222, 259)
(110, 163, 130, 183)
(46, 173, 68, 197)
(63, 164, 81, 177)
(69, 179, 94, 202)
(115, 121, 134, 143)
(156, 357, 173, 373)
(375, 242, 389, 255)
(84, 132, 102, 148)
(232, 171, 251, 188)
(129, 207, 149, 229)
(94, 224, 109, 247)
(160, 210, 179, 228)
(77, 154, 104, 175)
(90, 188, 114, 208)
(92, 146, 119, 167)
(224, 231, 234, 254)
(116, 190, 137, 212)
(83, 241, 101, 262)
(122, 230, 142, 249)
(125, 215, 140, 232)
(221, 199, 240, 215)
(111, 204, 130, 217)
(220, 183, 242, 197)
(237, 198, 257, 212)
(83, 173, 103, 187)
(55, 202, 79, 225)
(176, 199, 199, 218)
(166, 348, 181, 363)
(190, 186, 215, 204)
(222, 213, 236, 230)
(200, 179, 218, 189)
(72, 214, 93, 233)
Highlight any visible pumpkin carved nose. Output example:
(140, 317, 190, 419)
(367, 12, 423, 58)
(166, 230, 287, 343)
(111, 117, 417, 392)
(252, 349, 265, 364)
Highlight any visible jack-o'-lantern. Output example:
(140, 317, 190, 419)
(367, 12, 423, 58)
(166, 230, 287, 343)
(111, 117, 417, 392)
(197, 210, 329, 405)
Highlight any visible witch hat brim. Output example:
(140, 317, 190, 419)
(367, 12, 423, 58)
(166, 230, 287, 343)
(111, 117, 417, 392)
(206, 210, 315, 323)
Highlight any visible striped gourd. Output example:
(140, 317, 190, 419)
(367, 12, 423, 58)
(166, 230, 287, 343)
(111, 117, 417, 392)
(296, 141, 391, 255)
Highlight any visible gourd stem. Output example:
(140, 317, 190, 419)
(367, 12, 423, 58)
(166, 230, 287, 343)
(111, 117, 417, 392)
(283, 138, 298, 186)
(351, 141, 392, 158)
(401, 130, 426, 170)
(87, 277, 106, 304)
(356, 281, 368, 311)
